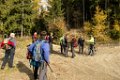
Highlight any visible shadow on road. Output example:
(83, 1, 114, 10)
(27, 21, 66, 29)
(52, 50, 66, 57)
(16, 61, 34, 80)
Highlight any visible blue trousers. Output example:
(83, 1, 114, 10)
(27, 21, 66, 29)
(1, 48, 15, 68)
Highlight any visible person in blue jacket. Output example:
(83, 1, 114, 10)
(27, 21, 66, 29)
(28, 31, 50, 80)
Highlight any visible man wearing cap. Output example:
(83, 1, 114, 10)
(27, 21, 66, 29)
(1, 33, 16, 69)
(28, 31, 50, 80)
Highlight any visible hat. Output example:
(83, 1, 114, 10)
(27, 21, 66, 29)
(10, 33, 15, 38)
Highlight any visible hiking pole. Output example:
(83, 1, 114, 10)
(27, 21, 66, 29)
(43, 59, 53, 72)
(47, 63, 53, 72)
(46, 63, 57, 80)
(44, 60, 57, 79)
(29, 59, 31, 68)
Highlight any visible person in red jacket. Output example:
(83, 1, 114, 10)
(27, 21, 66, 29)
(1, 33, 16, 70)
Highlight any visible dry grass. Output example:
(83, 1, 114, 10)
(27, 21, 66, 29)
(0, 37, 120, 80)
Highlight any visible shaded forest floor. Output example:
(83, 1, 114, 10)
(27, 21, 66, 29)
(0, 37, 120, 80)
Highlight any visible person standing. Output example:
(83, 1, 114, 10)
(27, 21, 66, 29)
(87, 35, 95, 56)
(32, 32, 38, 43)
(1, 33, 16, 69)
(63, 34, 68, 57)
(28, 31, 50, 80)
(38, 31, 50, 80)
(78, 35, 85, 54)
(60, 36, 64, 54)
(70, 35, 77, 58)
(45, 32, 53, 52)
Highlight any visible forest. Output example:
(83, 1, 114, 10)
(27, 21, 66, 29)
(0, 0, 120, 41)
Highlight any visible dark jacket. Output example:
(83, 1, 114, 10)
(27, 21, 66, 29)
(78, 37, 84, 47)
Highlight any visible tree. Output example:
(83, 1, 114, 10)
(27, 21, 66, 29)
(0, 0, 35, 36)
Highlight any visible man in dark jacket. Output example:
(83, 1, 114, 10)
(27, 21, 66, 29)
(62, 34, 68, 57)
(78, 35, 84, 54)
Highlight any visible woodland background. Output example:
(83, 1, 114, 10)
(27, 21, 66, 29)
(0, 0, 120, 42)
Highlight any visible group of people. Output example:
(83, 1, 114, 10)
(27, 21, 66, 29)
(60, 34, 95, 58)
(0, 31, 51, 80)
(0, 31, 95, 80)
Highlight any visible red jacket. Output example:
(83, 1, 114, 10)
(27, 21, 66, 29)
(0, 40, 14, 49)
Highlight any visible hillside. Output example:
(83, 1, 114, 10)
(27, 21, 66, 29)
(0, 38, 120, 80)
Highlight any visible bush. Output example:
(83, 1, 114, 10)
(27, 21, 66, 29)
(84, 21, 92, 35)
(84, 6, 109, 42)
(109, 20, 120, 40)
(48, 17, 67, 43)
(109, 30, 120, 40)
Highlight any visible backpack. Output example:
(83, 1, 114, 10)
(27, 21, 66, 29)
(33, 41, 43, 61)
(30, 40, 45, 67)
(26, 44, 32, 59)
(73, 38, 77, 47)
(62, 37, 67, 46)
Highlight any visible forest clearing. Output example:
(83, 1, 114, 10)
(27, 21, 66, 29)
(0, 37, 120, 80)
(0, 0, 120, 80)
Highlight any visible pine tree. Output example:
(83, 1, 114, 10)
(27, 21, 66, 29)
(48, 0, 63, 19)
(0, 0, 35, 35)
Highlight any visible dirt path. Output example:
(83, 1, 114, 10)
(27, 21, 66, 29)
(49, 44, 120, 80)
(0, 41, 120, 80)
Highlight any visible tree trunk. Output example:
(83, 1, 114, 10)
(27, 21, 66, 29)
(21, 1, 24, 37)
(21, 25, 23, 37)
(83, 0, 85, 25)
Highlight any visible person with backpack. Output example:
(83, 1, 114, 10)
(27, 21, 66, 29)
(78, 35, 85, 54)
(70, 35, 77, 58)
(62, 34, 68, 57)
(60, 36, 64, 54)
(28, 31, 50, 80)
(1, 33, 16, 69)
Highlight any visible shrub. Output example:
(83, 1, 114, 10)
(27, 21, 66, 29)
(84, 6, 109, 42)
(48, 17, 67, 43)
(109, 20, 120, 40)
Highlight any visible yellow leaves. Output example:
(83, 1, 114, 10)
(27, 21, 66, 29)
(55, 19, 65, 30)
(49, 17, 66, 30)
(94, 6, 107, 24)
(84, 6, 109, 41)
(48, 17, 67, 34)
(84, 21, 91, 33)
(113, 20, 120, 32)
(32, 0, 40, 11)
(93, 6, 107, 37)
(32, 0, 40, 3)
